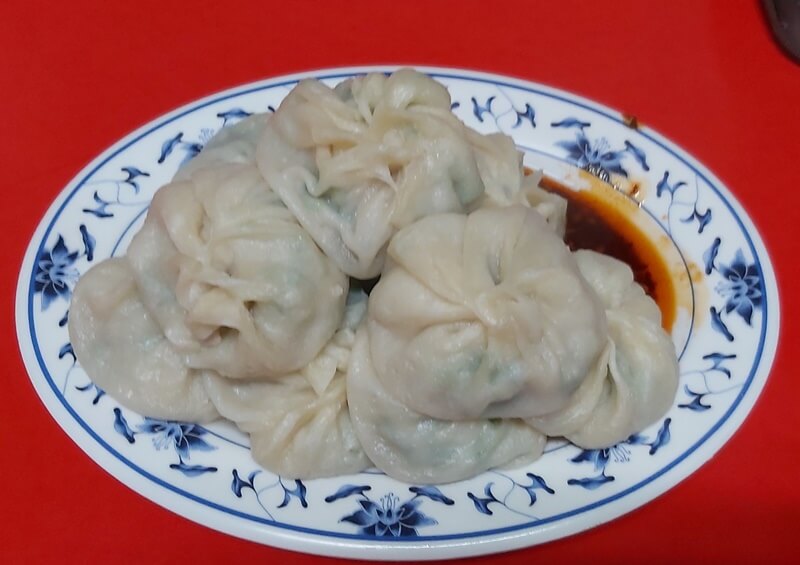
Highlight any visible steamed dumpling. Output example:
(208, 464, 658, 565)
(127, 162, 348, 379)
(68, 258, 218, 422)
(203, 371, 370, 479)
(200, 288, 371, 479)
(528, 250, 679, 447)
(347, 327, 545, 484)
(256, 68, 536, 278)
(367, 205, 608, 421)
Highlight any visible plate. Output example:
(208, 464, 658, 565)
(15, 67, 779, 560)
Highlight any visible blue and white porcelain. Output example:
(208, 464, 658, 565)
(15, 67, 780, 560)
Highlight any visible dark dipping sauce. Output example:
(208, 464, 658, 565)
(538, 175, 676, 331)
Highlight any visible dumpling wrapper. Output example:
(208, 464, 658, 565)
(347, 327, 545, 484)
(199, 287, 371, 479)
(367, 205, 608, 421)
(126, 163, 348, 379)
(256, 68, 540, 278)
(528, 250, 680, 447)
(202, 370, 370, 479)
(301, 288, 368, 396)
(68, 258, 218, 422)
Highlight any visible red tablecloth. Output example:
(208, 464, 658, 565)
(2, 1, 798, 562)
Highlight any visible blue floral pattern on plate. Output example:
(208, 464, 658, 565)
(16, 67, 779, 560)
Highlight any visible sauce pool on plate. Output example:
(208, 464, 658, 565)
(539, 174, 676, 332)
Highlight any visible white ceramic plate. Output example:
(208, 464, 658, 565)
(15, 67, 779, 560)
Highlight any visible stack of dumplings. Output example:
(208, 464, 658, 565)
(69, 69, 679, 484)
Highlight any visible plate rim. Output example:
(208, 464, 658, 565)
(14, 65, 781, 560)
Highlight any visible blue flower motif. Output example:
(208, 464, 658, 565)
(34, 235, 79, 310)
(568, 421, 671, 490)
(715, 250, 762, 326)
(556, 131, 628, 182)
(340, 494, 436, 537)
(137, 419, 215, 461)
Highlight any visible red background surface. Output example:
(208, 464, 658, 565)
(2, 0, 798, 562)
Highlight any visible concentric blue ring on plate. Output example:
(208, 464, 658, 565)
(15, 67, 780, 560)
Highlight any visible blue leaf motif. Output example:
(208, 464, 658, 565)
(551, 117, 591, 129)
(521, 473, 555, 506)
(648, 418, 671, 455)
(703, 352, 737, 378)
(471, 96, 495, 123)
(656, 171, 686, 198)
(58, 342, 75, 362)
(158, 133, 183, 164)
(681, 207, 712, 233)
(695, 208, 712, 233)
(325, 484, 372, 503)
(170, 462, 218, 476)
(231, 469, 259, 497)
(120, 166, 149, 192)
(467, 482, 499, 515)
(513, 103, 536, 129)
(58, 310, 69, 327)
(408, 485, 455, 505)
(625, 433, 649, 446)
(678, 385, 712, 411)
(467, 492, 495, 515)
(624, 140, 650, 171)
(113, 408, 135, 443)
(79, 224, 95, 261)
(567, 473, 615, 490)
(76, 382, 105, 404)
(278, 480, 308, 509)
(703, 237, 722, 275)
(216, 108, 252, 125)
(450, 101, 460, 110)
(710, 306, 734, 341)
(82, 191, 114, 218)
(524, 473, 554, 493)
